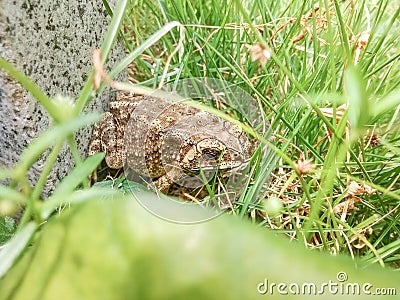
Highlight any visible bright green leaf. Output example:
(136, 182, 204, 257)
(1, 195, 399, 299)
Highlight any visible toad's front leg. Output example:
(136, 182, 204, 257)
(152, 167, 183, 193)
(89, 112, 123, 169)
(153, 174, 174, 193)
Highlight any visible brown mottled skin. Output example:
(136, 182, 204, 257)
(89, 92, 253, 192)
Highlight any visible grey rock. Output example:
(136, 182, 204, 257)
(0, 0, 125, 195)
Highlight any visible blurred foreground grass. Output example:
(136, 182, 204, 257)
(1, 193, 399, 299)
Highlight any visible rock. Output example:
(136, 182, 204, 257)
(0, 0, 125, 195)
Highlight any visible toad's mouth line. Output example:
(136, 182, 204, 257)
(180, 161, 248, 174)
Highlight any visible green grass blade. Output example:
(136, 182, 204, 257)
(106, 21, 184, 84)
(42, 188, 120, 219)
(50, 153, 105, 200)
(0, 186, 24, 204)
(0, 222, 37, 279)
(373, 88, 400, 117)
(345, 66, 369, 135)
(0, 58, 59, 121)
(15, 113, 100, 174)
(75, 0, 129, 113)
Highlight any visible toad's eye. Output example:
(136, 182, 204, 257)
(202, 149, 219, 160)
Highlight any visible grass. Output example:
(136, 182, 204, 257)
(0, 0, 399, 276)
(120, 0, 400, 266)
